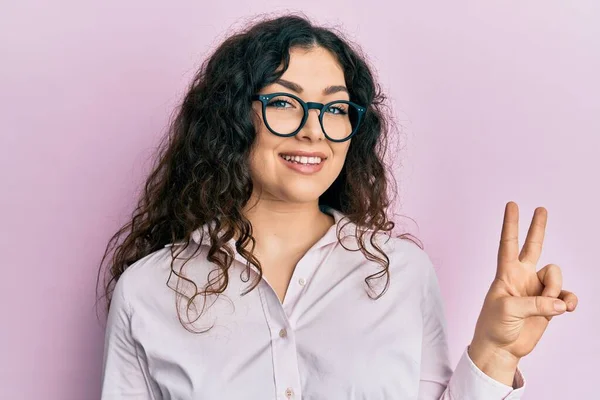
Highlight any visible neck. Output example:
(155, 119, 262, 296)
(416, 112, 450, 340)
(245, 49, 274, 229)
(239, 200, 334, 256)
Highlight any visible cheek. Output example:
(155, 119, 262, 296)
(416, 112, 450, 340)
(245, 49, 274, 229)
(333, 142, 351, 164)
(247, 130, 280, 180)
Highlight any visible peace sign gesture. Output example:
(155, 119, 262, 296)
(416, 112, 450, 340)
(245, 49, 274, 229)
(468, 201, 578, 384)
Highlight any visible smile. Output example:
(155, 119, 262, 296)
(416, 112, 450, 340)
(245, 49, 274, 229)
(279, 154, 326, 174)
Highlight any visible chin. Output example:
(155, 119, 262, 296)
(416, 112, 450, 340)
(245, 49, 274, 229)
(280, 188, 325, 203)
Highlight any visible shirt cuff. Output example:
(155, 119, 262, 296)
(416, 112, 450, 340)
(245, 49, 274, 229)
(446, 346, 527, 399)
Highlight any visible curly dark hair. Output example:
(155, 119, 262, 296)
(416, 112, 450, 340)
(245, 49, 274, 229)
(96, 11, 422, 332)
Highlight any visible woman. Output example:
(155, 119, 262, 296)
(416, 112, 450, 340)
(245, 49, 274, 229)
(98, 13, 578, 399)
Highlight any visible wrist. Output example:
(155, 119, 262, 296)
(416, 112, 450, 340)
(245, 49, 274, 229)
(468, 340, 520, 387)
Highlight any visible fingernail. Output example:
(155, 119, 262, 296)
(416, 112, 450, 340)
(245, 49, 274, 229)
(567, 302, 574, 310)
(554, 300, 566, 312)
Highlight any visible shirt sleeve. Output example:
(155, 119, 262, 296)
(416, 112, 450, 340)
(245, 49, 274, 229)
(417, 253, 527, 399)
(100, 275, 155, 399)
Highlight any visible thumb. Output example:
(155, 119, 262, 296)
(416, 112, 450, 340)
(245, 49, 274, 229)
(509, 296, 567, 318)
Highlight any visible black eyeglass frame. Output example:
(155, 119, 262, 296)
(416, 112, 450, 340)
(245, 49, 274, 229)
(251, 92, 368, 143)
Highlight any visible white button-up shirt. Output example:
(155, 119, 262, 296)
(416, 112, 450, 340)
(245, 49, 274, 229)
(101, 205, 526, 399)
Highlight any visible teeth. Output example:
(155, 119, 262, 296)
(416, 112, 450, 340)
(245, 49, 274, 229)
(281, 154, 322, 165)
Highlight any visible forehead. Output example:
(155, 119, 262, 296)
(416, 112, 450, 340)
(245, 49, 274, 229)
(273, 46, 346, 93)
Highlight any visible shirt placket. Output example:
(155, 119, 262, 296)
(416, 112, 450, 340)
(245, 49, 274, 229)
(256, 250, 322, 400)
(258, 283, 303, 400)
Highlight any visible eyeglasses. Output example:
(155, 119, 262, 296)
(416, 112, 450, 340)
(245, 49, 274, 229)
(251, 92, 367, 143)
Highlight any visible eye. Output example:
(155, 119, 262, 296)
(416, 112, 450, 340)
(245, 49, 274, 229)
(326, 104, 348, 115)
(266, 97, 294, 109)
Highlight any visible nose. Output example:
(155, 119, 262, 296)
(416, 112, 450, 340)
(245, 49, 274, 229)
(297, 108, 325, 141)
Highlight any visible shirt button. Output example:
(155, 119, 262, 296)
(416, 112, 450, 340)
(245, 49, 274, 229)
(298, 278, 306, 286)
(279, 328, 287, 338)
(285, 387, 294, 398)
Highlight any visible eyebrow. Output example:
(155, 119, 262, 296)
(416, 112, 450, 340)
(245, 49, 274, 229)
(274, 78, 349, 96)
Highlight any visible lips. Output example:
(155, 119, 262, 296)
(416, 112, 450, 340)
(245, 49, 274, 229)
(278, 150, 328, 159)
(279, 153, 326, 174)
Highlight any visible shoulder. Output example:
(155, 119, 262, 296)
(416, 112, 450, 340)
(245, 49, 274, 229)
(349, 231, 435, 288)
(373, 233, 438, 294)
(112, 243, 203, 310)
(369, 233, 434, 273)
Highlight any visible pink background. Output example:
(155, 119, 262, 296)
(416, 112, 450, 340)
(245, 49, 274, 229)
(1, 1, 598, 398)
